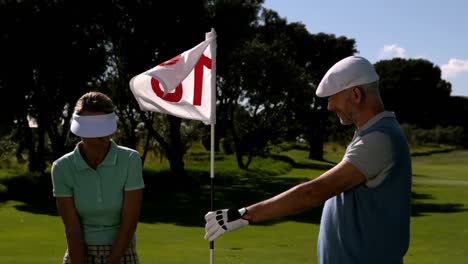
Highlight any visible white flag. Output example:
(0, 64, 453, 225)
(130, 29, 216, 124)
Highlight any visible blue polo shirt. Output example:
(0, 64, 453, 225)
(51, 140, 145, 245)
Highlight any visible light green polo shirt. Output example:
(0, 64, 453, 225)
(51, 140, 145, 245)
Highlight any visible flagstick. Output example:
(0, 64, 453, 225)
(208, 28, 217, 264)
(210, 123, 215, 264)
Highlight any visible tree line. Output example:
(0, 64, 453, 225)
(1, 0, 467, 178)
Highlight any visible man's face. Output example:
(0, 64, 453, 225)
(327, 88, 355, 126)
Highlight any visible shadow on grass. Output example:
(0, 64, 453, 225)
(1, 168, 466, 227)
(269, 154, 335, 171)
(139, 168, 321, 227)
(0, 173, 58, 216)
(412, 174, 431, 178)
(411, 147, 457, 157)
(411, 191, 467, 217)
(0, 167, 322, 227)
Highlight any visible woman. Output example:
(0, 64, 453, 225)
(51, 91, 145, 264)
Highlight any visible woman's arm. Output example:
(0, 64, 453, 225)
(56, 197, 85, 264)
(106, 189, 143, 264)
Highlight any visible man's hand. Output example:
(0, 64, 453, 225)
(204, 208, 249, 241)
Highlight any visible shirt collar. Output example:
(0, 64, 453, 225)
(72, 140, 118, 171)
(356, 111, 396, 133)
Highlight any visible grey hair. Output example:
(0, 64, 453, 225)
(357, 81, 380, 97)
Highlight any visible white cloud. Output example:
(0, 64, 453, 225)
(379, 44, 406, 59)
(441, 58, 468, 79)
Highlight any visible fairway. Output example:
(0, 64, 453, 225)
(0, 149, 467, 263)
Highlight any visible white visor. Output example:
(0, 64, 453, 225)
(70, 113, 117, 138)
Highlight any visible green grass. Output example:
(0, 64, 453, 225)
(412, 150, 468, 181)
(406, 184, 468, 263)
(0, 201, 65, 263)
(405, 150, 468, 263)
(0, 144, 467, 263)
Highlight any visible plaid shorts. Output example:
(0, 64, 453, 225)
(62, 241, 139, 264)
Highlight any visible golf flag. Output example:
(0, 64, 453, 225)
(130, 29, 216, 124)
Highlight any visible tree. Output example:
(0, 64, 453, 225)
(0, 0, 108, 172)
(216, 9, 310, 169)
(215, 7, 357, 166)
(205, 0, 266, 168)
(285, 31, 356, 160)
(439, 96, 468, 147)
(374, 58, 452, 128)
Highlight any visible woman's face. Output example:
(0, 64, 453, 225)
(81, 135, 111, 146)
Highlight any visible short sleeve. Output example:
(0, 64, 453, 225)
(125, 152, 145, 191)
(343, 131, 394, 187)
(51, 161, 73, 197)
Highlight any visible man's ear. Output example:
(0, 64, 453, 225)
(352, 86, 365, 103)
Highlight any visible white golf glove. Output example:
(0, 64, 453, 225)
(204, 208, 249, 241)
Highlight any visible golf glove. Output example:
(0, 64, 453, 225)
(204, 208, 249, 241)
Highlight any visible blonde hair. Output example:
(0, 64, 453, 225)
(74, 91, 115, 114)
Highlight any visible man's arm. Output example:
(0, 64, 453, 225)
(243, 160, 366, 223)
(205, 160, 366, 241)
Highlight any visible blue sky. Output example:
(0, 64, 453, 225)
(263, 0, 468, 97)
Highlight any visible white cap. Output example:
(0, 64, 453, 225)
(70, 113, 117, 138)
(316, 56, 379, 97)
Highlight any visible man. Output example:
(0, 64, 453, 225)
(204, 56, 412, 264)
